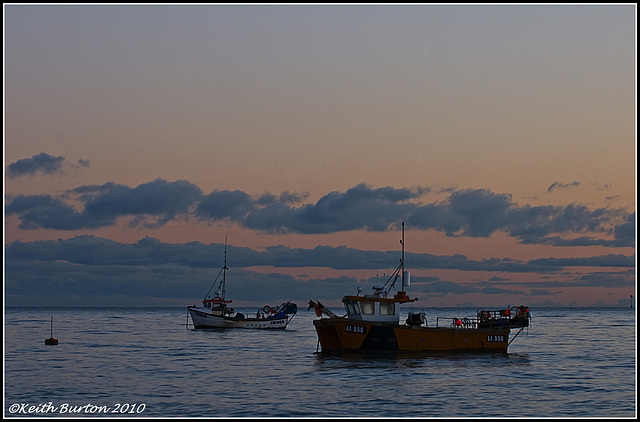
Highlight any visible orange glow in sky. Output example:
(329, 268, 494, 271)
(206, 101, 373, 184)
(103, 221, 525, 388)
(4, 4, 636, 307)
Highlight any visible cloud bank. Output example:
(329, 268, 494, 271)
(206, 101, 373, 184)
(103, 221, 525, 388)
(6, 180, 634, 247)
(7, 235, 634, 272)
(5, 236, 635, 307)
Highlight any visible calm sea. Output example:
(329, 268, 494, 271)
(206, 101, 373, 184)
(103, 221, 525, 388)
(4, 306, 636, 418)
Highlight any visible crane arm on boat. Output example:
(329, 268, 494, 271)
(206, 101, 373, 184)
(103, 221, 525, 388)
(307, 300, 338, 318)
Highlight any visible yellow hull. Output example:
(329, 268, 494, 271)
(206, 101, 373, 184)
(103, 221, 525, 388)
(313, 317, 511, 353)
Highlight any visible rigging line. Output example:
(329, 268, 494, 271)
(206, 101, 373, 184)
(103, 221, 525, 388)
(383, 262, 403, 297)
(204, 266, 225, 299)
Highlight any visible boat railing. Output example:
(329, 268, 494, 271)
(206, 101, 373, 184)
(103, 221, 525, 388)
(432, 308, 530, 329)
(432, 316, 511, 329)
(435, 316, 483, 329)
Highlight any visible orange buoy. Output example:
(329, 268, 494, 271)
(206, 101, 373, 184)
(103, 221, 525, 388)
(45, 316, 58, 345)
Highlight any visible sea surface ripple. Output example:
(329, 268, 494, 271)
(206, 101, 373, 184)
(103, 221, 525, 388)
(4, 306, 636, 417)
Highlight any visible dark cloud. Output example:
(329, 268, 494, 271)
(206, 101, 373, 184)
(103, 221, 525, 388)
(7, 179, 203, 230)
(195, 190, 254, 221)
(5, 235, 581, 273)
(78, 178, 203, 228)
(75, 158, 91, 168)
(256, 191, 309, 206)
(417, 279, 480, 296)
(7, 152, 64, 178)
(5, 194, 108, 230)
(612, 212, 636, 246)
(6, 152, 89, 178)
(4, 259, 214, 303)
(434, 188, 512, 237)
(508, 204, 631, 247)
(528, 288, 559, 296)
(575, 272, 636, 288)
(528, 254, 634, 268)
(7, 236, 635, 274)
(498, 270, 635, 290)
(392, 276, 528, 297)
(547, 181, 580, 193)
(240, 183, 428, 234)
(5, 181, 634, 247)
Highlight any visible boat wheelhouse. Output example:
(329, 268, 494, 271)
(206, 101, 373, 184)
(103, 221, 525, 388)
(342, 290, 417, 323)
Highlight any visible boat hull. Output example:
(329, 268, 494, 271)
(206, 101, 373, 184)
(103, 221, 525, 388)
(313, 317, 512, 353)
(189, 307, 291, 329)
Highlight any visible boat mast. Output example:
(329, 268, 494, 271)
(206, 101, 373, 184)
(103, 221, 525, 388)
(381, 222, 408, 298)
(401, 222, 405, 292)
(221, 235, 228, 300)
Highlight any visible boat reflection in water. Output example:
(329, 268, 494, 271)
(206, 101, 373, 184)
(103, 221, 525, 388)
(309, 223, 531, 354)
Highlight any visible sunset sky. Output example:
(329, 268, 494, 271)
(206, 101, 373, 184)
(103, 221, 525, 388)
(4, 4, 636, 308)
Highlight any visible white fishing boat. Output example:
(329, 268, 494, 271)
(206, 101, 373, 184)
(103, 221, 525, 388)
(187, 239, 297, 329)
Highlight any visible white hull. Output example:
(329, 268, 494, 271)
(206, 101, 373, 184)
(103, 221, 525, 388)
(188, 307, 292, 329)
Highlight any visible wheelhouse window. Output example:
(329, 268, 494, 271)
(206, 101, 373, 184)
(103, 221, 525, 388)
(379, 302, 395, 316)
(361, 302, 375, 315)
(345, 301, 361, 316)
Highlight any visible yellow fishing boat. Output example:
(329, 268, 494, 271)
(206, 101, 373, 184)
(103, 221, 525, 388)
(309, 223, 531, 354)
